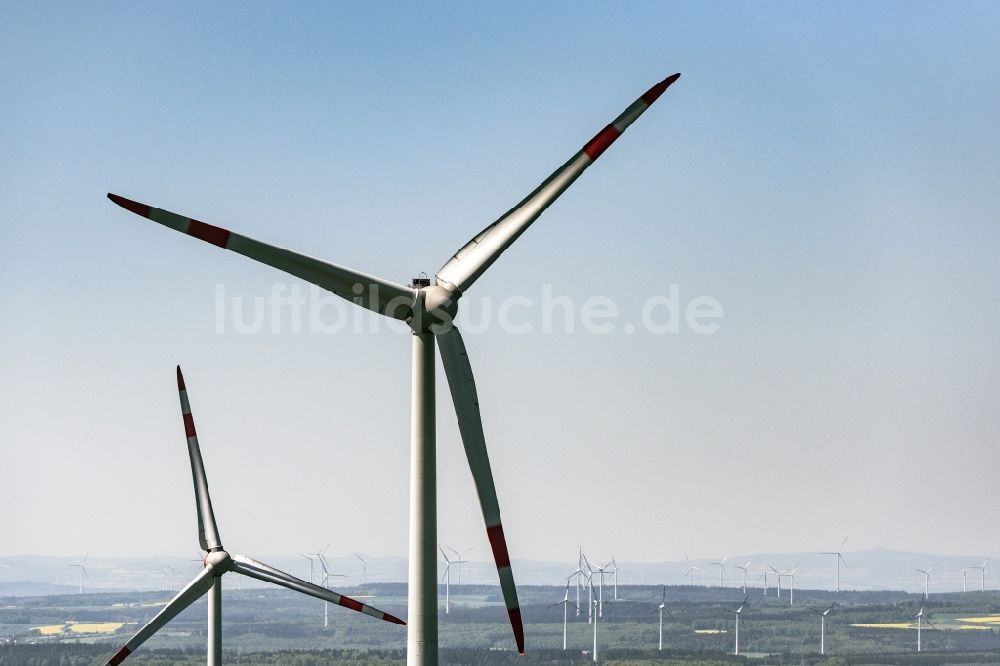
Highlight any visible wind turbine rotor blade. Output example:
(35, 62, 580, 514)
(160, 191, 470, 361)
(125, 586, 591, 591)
(105, 566, 216, 664)
(439, 545, 451, 563)
(434, 73, 681, 295)
(229, 555, 404, 625)
(435, 326, 523, 654)
(176, 367, 223, 552)
(107, 194, 414, 320)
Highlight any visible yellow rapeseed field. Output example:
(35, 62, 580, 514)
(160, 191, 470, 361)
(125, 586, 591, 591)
(32, 621, 124, 635)
(851, 622, 914, 629)
(694, 629, 728, 634)
(957, 615, 1000, 625)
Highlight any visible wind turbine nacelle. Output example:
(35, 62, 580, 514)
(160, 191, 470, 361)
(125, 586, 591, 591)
(204, 550, 231, 570)
(409, 282, 459, 334)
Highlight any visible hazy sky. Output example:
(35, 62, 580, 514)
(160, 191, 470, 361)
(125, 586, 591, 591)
(2, 2, 999, 565)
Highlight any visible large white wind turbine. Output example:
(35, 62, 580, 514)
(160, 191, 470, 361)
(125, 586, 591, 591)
(913, 606, 937, 652)
(439, 547, 453, 614)
(316, 552, 348, 628)
(731, 596, 747, 656)
(551, 578, 579, 651)
(710, 555, 728, 587)
(655, 585, 668, 651)
(68, 554, 89, 594)
(103, 368, 404, 665)
(915, 565, 935, 600)
(821, 537, 848, 592)
(108, 72, 681, 662)
(812, 605, 834, 655)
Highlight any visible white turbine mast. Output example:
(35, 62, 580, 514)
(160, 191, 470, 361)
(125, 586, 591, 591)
(972, 558, 989, 592)
(102, 368, 403, 665)
(820, 536, 848, 592)
(107, 71, 681, 663)
(913, 605, 937, 652)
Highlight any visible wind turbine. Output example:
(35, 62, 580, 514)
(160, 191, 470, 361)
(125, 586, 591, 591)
(568, 566, 588, 619)
(107, 72, 681, 662)
(164, 566, 176, 593)
(973, 558, 989, 592)
(767, 564, 783, 598)
(812, 605, 835, 655)
(316, 551, 348, 628)
(551, 579, 579, 651)
(913, 606, 937, 652)
(354, 553, 377, 586)
(734, 560, 752, 594)
(962, 567, 969, 593)
(757, 569, 769, 596)
(589, 579, 601, 663)
(439, 546, 453, 614)
(655, 585, 667, 651)
(684, 556, 701, 586)
(786, 564, 799, 606)
(610, 556, 621, 600)
(68, 554, 89, 594)
(915, 565, 935, 600)
(731, 596, 747, 656)
(710, 555, 729, 587)
(821, 537, 848, 592)
(591, 559, 616, 618)
(447, 546, 472, 585)
(103, 368, 403, 665)
(298, 553, 317, 585)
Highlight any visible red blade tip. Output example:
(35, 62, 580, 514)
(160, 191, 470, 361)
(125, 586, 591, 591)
(107, 193, 152, 218)
(176, 365, 186, 390)
(642, 73, 681, 105)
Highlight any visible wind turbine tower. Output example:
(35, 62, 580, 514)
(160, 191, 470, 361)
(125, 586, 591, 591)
(107, 71, 682, 663)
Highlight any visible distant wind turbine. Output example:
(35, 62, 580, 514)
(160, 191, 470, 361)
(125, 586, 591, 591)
(915, 565, 936, 600)
(972, 558, 989, 592)
(446, 546, 471, 585)
(298, 553, 316, 585)
(710, 555, 729, 587)
(734, 560, 752, 594)
(821, 537, 848, 592)
(68, 554, 89, 594)
(354, 553, 377, 586)
(102, 367, 403, 665)
(684, 556, 702, 586)
(551, 578, 579, 651)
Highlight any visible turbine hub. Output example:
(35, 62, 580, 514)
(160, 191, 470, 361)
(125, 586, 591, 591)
(409, 282, 459, 334)
(204, 550, 231, 570)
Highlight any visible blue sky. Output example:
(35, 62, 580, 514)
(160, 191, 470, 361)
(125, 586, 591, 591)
(2, 2, 999, 564)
